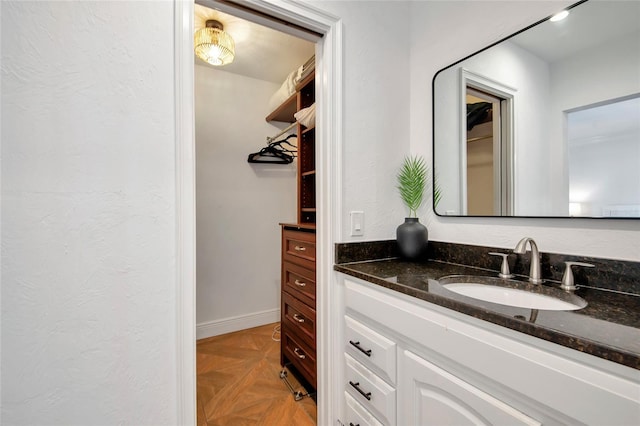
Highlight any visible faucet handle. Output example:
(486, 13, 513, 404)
(560, 261, 594, 292)
(489, 252, 514, 279)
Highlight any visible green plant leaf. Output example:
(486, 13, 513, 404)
(433, 173, 442, 209)
(397, 155, 428, 217)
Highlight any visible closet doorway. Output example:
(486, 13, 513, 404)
(463, 81, 514, 216)
(188, 0, 330, 424)
(175, 2, 341, 424)
(193, 1, 316, 341)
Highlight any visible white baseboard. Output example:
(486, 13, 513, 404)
(196, 308, 280, 340)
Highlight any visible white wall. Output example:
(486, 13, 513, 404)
(1, 1, 177, 424)
(550, 31, 640, 214)
(303, 0, 412, 238)
(568, 124, 639, 217)
(410, 0, 640, 261)
(434, 41, 553, 216)
(195, 65, 296, 337)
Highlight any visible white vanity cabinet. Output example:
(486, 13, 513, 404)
(338, 275, 640, 426)
(399, 349, 540, 425)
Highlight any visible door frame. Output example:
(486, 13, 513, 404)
(174, 1, 343, 424)
(460, 68, 516, 216)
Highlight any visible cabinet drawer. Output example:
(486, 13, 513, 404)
(345, 315, 396, 385)
(283, 261, 316, 308)
(283, 292, 316, 348)
(345, 354, 395, 426)
(344, 392, 384, 426)
(282, 229, 316, 268)
(282, 329, 316, 388)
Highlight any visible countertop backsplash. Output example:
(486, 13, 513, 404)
(336, 240, 640, 296)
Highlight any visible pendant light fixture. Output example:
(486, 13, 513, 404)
(194, 20, 235, 66)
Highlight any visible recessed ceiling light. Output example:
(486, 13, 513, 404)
(550, 10, 569, 22)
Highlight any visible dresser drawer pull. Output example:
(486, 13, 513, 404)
(294, 347, 306, 359)
(293, 245, 307, 252)
(349, 340, 372, 357)
(349, 381, 372, 401)
(294, 279, 307, 287)
(293, 313, 305, 323)
(349, 423, 360, 426)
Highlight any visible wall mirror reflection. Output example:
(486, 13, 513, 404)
(433, 0, 640, 218)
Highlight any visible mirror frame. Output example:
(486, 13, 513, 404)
(431, 0, 638, 220)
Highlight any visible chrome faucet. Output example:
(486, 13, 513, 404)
(514, 237, 543, 284)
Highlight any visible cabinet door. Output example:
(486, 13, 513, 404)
(399, 350, 541, 426)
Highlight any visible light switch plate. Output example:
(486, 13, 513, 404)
(350, 211, 364, 236)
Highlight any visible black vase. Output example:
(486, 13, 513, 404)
(396, 217, 429, 260)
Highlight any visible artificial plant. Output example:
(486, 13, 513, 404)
(397, 155, 428, 218)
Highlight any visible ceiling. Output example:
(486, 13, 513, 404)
(194, 4, 315, 84)
(512, 1, 640, 63)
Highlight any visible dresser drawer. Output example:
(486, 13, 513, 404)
(345, 354, 395, 426)
(345, 315, 396, 385)
(283, 292, 316, 348)
(345, 392, 385, 426)
(282, 229, 316, 268)
(283, 261, 316, 308)
(282, 329, 316, 388)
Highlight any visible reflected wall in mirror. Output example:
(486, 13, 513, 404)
(433, 0, 640, 218)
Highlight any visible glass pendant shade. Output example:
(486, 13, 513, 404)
(194, 20, 235, 66)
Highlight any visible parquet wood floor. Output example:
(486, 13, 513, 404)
(197, 323, 317, 426)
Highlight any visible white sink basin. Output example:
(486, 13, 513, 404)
(439, 276, 587, 311)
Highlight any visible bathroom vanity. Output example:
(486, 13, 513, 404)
(334, 241, 640, 426)
(332, 0, 640, 423)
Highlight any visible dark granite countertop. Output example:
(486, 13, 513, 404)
(335, 258, 640, 370)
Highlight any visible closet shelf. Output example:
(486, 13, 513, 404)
(295, 73, 315, 92)
(266, 93, 297, 123)
(279, 71, 316, 394)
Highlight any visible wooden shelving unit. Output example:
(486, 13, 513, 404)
(265, 93, 297, 123)
(265, 73, 316, 226)
(266, 68, 317, 395)
(296, 76, 316, 225)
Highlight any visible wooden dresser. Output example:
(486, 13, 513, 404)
(280, 223, 316, 389)
(267, 67, 317, 392)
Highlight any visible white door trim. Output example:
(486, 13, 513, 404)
(174, 1, 342, 424)
(459, 68, 516, 216)
(174, 1, 197, 425)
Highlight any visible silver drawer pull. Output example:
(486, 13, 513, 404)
(294, 279, 307, 287)
(294, 245, 307, 252)
(293, 313, 305, 323)
(349, 381, 372, 401)
(294, 347, 306, 359)
(349, 340, 372, 357)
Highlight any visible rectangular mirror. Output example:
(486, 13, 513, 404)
(433, 0, 640, 218)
